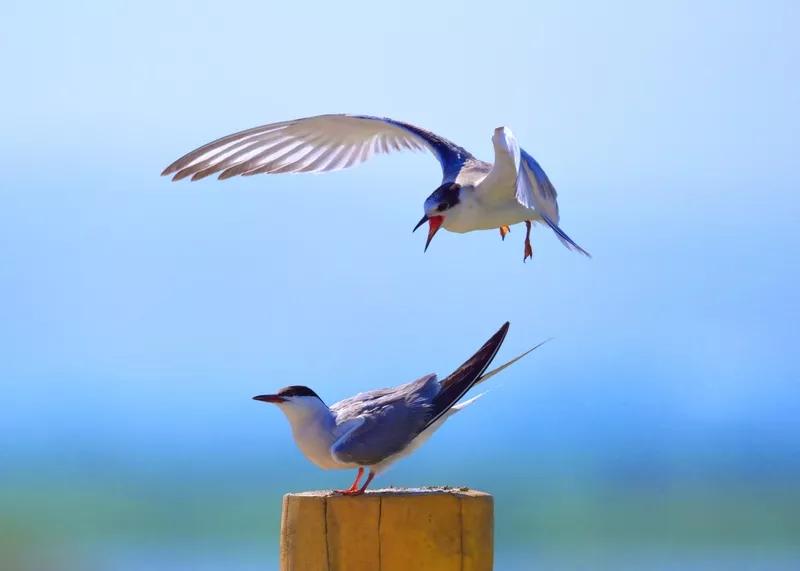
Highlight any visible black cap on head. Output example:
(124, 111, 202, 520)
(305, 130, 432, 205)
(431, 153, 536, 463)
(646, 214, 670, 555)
(428, 182, 461, 211)
(276, 385, 320, 399)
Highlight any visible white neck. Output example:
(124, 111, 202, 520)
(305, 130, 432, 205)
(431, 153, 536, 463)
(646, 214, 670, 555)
(277, 397, 345, 470)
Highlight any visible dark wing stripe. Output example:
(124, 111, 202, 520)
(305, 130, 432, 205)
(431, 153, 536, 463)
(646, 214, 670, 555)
(163, 114, 476, 182)
(424, 322, 510, 430)
(353, 115, 474, 182)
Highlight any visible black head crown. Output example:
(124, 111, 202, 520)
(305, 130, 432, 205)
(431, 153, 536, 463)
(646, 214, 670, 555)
(426, 182, 461, 213)
(276, 385, 320, 399)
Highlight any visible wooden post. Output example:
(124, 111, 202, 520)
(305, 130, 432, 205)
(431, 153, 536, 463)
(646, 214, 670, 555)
(280, 488, 493, 571)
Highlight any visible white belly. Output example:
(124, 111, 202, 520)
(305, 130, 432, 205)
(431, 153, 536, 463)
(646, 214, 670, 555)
(443, 189, 539, 233)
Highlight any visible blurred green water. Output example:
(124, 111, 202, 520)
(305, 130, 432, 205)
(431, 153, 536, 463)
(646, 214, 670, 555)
(3, 468, 798, 571)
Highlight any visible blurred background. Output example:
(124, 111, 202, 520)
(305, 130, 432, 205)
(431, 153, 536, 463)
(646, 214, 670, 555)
(2, 0, 798, 569)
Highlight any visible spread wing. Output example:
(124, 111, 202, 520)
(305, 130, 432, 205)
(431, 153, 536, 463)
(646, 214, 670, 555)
(161, 114, 475, 183)
(329, 374, 439, 466)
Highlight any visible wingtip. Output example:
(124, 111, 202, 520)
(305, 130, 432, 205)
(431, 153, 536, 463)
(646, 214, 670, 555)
(171, 169, 194, 182)
(483, 322, 510, 359)
(218, 168, 240, 180)
(541, 214, 591, 258)
(571, 242, 592, 258)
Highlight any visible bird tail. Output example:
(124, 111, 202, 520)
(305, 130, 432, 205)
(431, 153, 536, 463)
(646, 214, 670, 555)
(450, 392, 486, 412)
(424, 322, 509, 430)
(541, 214, 591, 257)
(475, 338, 551, 386)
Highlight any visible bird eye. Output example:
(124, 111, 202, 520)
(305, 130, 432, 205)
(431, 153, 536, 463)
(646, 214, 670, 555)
(437, 202, 448, 212)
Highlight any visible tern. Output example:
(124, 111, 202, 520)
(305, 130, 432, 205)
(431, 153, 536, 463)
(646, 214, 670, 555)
(253, 322, 544, 495)
(162, 114, 590, 261)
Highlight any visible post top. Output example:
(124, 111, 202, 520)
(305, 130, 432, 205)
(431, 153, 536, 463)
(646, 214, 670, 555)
(286, 486, 491, 499)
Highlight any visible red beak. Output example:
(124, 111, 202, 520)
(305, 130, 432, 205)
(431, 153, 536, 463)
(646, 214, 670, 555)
(253, 394, 285, 403)
(413, 214, 444, 252)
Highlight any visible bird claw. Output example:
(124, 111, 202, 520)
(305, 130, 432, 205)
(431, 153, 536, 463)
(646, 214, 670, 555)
(523, 240, 533, 262)
(335, 488, 365, 496)
(499, 226, 510, 241)
(523, 220, 533, 262)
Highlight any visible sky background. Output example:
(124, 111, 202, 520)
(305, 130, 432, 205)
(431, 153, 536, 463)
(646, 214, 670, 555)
(1, 1, 799, 569)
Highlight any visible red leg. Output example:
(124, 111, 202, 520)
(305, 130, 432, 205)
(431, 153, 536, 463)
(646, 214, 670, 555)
(499, 225, 510, 241)
(351, 470, 376, 496)
(335, 467, 364, 494)
(523, 221, 533, 262)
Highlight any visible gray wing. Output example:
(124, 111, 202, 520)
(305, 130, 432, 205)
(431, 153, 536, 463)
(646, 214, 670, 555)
(483, 127, 560, 221)
(161, 114, 476, 183)
(487, 128, 590, 256)
(329, 374, 440, 466)
(516, 148, 559, 221)
(519, 148, 591, 255)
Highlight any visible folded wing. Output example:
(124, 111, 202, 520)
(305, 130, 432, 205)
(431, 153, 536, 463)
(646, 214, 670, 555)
(329, 374, 439, 466)
(330, 323, 510, 466)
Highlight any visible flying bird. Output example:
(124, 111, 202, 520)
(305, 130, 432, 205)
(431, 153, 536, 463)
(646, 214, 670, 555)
(162, 115, 590, 261)
(253, 322, 545, 495)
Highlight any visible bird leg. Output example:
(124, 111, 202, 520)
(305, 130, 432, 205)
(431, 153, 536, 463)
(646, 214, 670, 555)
(353, 470, 376, 496)
(336, 469, 375, 496)
(523, 221, 533, 262)
(335, 467, 364, 494)
(499, 225, 511, 241)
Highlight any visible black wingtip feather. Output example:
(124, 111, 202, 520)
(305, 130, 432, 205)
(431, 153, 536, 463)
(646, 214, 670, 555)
(425, 322, 509, 429)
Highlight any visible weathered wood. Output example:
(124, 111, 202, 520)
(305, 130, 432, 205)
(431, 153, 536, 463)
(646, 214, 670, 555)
(280, 488, 493, 571)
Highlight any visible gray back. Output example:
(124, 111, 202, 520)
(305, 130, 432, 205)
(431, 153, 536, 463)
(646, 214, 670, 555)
(329, 374, 440, 466)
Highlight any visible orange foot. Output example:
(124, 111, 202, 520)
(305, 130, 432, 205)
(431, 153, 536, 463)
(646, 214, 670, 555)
(499, 226, 510, 241)
(336, 488, 365, 496)
(337, 470, 376, 496)
(335, 467, 364, 494)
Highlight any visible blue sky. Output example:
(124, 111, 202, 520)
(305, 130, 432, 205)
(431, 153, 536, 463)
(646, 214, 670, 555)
(1, 0, 798, 482)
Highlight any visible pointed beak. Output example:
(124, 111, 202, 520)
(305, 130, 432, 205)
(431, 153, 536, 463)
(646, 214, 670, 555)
(253, 394, 285, 404)
(413, 214, 428, 233)
(413, 214, 444, 252)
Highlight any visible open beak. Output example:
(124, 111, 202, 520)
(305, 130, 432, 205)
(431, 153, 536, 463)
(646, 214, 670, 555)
(412, 214, 444, 252)
(253, 394, 285, 404)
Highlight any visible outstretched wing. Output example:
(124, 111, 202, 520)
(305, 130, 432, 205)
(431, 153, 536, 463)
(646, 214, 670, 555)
(483, 127, 590, 256)
(161, 114, 475, 183)
(329, 374, 440, 466)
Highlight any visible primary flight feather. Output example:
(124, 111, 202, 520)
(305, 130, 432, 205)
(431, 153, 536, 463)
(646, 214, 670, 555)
(163, 114, 590, 261)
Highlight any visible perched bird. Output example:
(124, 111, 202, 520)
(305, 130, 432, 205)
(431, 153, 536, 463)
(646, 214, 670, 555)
(162, 115, 589, 261)
(253, 322, 545, 495)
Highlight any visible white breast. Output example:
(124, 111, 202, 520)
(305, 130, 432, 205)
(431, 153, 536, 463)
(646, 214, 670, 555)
(442, 126, 541, 233)
(278, 399, 354, 470)
(443, 186, 537, 233)
(289, 421, 345, 470)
